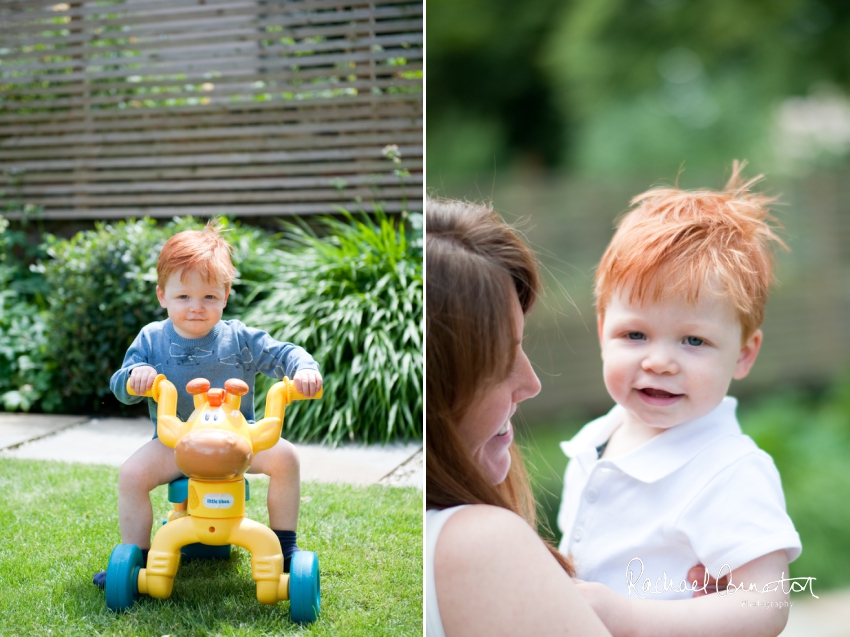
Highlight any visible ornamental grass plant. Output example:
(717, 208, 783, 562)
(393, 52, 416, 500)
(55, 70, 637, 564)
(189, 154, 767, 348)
(245, 210, 423, 444)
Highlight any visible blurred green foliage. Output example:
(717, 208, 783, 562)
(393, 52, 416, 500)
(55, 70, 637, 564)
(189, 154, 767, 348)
(37, 219, 168, 412)
(428, 0, 850, 179)
(520, 371, 850, 592)
(426, 0, 568, 177)
(0, 215, 52, 412)
(246, 211, 424, 444)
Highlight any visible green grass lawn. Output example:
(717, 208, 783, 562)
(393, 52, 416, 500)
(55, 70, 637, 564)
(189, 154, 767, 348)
(0, 459, 422, 636)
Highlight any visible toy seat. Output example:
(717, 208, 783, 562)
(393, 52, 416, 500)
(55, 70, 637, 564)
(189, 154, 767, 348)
(165, 477, 251, 560)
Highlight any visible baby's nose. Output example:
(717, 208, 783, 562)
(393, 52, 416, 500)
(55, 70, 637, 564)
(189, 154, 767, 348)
(641, 345, 680, 374)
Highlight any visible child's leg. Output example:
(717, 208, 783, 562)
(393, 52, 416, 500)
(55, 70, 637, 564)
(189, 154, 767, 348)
(248, 439, 300, 570)
(248, 438, 300, 530)
(118, 438, 183, 549)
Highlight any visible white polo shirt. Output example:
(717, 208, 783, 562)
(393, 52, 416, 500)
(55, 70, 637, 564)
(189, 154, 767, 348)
(557, 397, 801, 600)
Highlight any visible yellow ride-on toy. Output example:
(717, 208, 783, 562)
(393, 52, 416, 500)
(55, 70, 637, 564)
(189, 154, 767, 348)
(105, 374, 322, 624)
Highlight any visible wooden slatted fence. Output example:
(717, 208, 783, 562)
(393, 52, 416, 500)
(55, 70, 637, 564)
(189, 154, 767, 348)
(0, 0, 422, 220)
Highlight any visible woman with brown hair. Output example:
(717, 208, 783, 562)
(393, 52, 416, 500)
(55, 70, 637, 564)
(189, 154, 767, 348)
(425, 199, 612, 636)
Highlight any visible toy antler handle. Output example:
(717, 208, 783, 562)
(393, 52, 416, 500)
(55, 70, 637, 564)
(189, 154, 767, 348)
(262, 376, 322, 422)
(126, 374, 182, 447)
(127, 374, 169, 401)
(248, 377, 322, 452)
(283, 376, 323, 403)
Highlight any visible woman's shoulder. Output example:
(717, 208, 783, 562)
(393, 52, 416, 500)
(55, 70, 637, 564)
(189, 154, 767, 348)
(432, 505, 613, 637)
(436, 504, 544, 563)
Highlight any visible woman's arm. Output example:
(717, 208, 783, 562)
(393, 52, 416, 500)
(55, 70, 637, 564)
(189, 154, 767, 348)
(435, 505, 612, 637)
(576, 550, 791, 637)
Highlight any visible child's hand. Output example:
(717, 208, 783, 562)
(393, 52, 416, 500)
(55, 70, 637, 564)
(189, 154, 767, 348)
(293, 369, 323, 398)
(129, 365, 158, 395)
(686, 564, 729, 597)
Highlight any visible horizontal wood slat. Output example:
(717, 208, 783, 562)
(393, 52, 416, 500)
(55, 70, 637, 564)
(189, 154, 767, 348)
(0, 0, 423, 220)
(1, 118, 422, 148)
(23, 185, 413, 205)
(0, 134, 424, 163)
(2, 158, 424, 182)
(0, 91, 421, 124)
(0, 0, 422, 39)
(0, 143, 423, 170)
(0, 102, 422, 135)
(25, 201, 412, 219)
(17, 172, 422, 194)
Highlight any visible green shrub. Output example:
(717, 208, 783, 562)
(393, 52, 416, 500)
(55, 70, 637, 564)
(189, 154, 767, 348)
(245, 210, 423, 444)
(37, 218, 167, 411)
(0, 292, 53, 412)
(0, 215, 54, 411)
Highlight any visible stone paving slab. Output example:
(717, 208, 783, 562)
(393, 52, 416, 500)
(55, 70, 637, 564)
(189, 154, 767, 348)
(379, 448, 423, 488)
(0, 414, 423, 488)
(0, 413, 90, 450)
(780, 589, 850, 637)
(3, 417, 153, 465)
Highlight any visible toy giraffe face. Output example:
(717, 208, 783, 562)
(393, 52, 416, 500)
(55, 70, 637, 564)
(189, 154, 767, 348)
(175, 378, 254, 480)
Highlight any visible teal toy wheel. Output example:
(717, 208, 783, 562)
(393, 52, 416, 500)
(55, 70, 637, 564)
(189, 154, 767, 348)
(289, 551, 321, 624)
(105, 544, 143, 612)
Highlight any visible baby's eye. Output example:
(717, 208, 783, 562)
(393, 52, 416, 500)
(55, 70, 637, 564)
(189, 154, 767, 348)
(685, 336, 704, 346)
(627, 332, 646, 340)
(179, 294, 189, 300)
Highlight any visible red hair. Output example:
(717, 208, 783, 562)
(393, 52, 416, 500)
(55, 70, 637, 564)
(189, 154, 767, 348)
(595, 162, 787, 339)
(157, 219, 236, 289)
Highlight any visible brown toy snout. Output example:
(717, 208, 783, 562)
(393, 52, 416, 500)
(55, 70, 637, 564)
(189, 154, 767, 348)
(175, 428, 253, 480)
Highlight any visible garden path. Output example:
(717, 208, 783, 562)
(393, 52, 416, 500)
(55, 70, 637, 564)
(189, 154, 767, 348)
(0, 413, 422, 489)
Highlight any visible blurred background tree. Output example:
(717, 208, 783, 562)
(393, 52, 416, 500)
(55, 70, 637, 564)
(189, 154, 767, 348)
(428, 0, 850, 180)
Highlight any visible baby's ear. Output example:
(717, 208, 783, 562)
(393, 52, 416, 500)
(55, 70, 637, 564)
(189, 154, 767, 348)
(733, 329, 763, 380)
(156, 285, 167, 308)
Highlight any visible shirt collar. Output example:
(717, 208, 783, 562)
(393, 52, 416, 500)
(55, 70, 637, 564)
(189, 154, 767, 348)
(560, 397, 742, 483)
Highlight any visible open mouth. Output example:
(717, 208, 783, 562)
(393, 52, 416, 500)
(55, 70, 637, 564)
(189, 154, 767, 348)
(639, 388, 682, 399)
(496, 421, 511, 436)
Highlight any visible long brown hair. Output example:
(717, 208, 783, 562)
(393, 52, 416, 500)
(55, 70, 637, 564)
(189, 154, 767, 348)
(426, 198, 574, 575)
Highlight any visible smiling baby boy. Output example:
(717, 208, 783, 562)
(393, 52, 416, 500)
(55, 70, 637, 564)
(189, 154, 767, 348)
(557, 164, 802, 637)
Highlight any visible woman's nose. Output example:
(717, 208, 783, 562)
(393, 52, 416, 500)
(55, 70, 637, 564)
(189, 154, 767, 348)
(515, 351, 542, 402)
(641, 344, 680, 375)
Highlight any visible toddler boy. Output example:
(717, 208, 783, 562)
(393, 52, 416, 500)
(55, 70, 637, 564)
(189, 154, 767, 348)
(557, 165, 802, 636)
(93, 220, 322, 586)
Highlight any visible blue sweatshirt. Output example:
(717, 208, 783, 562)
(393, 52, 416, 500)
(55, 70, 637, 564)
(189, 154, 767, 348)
(110, 319, 318, 432)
